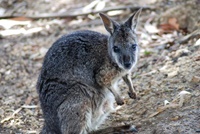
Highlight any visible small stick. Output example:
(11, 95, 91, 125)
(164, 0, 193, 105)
(0, 6, 154, 19)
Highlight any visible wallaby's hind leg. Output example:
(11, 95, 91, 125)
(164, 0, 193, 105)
(123, 74, 137, 99)
(52, 83, 92, 134)
(41, 124, 57, 134)
(57, 98, 91, 134)
(90, 124, 137, 134)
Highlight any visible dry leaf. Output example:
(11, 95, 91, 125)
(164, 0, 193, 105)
(170, 116, 181, 121)
(95, 0, 106, 11)
(159, 18, 180, 32)
(168, 18, 179, 30)
(25, 96, 33, 105)
(159, 24, 176, 32)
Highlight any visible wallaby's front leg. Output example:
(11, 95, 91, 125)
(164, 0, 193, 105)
(123, 74, 137, 99)
(108, 85, 124, 105)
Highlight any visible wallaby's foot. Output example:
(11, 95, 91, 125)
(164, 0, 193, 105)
(128, 91, 137, 99)
(91, 124, 138, 134)
(114, 124, 138, 133)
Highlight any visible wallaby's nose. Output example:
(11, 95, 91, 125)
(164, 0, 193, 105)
(124, 62, 131, 69)
(123, 55, 131, 69)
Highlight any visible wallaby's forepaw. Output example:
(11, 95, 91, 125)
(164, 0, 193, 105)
(114, 124, 138, 134)
(128, 91, 137, 99)
(116, 98, 124, 105)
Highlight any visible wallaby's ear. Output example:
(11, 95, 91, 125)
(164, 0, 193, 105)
(125, 8, 142, 31)
(99, 13, 118, 34)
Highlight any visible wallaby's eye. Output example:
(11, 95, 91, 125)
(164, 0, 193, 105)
(132, 44, 137, 50)
(113, 46, 120, 53)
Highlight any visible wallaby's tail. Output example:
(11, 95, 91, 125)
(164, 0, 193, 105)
(90, 125, 137, 134)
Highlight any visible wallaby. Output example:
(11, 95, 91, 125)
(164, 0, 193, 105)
(37, 9, 141, 134)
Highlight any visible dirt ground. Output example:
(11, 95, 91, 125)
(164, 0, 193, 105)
(0, 0, 200, 134)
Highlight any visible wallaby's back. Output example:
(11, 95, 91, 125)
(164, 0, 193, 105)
(38, 30, 108, 87)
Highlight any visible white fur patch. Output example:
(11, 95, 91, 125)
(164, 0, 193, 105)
(85, 109, 92, 132)
(90, 89, 115, 130)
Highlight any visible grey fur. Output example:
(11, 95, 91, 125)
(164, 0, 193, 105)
(37, 9, 141, 134)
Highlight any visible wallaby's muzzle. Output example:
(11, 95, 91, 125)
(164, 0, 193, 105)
(123, 55, 132, 69)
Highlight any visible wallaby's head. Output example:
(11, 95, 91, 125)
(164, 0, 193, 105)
(99, 9, 141, 71)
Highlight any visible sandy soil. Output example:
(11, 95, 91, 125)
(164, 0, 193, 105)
(0, 0, 199, 133)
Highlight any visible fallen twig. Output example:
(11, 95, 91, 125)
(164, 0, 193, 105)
(177, 28, 200, 44)
(21, 105, 38, 109)
(0, 5, 154, 19)
(149, 90, 191, 118)
(26, 130, 37, 134)
(0, 104, 38, 123)
(0, 107, 22, 123)
(71, 19, 103, 28)
(157, 29, 200, 49)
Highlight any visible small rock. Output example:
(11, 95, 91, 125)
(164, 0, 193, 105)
(0, 108, 4, 115)
(35, 62, 43, 68)
(170, 115, 181, 121)
(39, 47, 48, 56)
(30, 53, 40, 60)
(191, 76, 200, 83)
(0, 68, 5, 73)
(194, 55, 200, 61)
(194, 38, 200, 46)
(5, 70, 11, 75)
(174, 48, 190, 57)
(159, 65, 168, 72)
(168, 70, 178, 78)
(164, 100, 170, 105)
(0, 8, 5, 16)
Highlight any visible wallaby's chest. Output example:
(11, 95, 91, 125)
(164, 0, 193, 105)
(96, 64, 123, 87)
